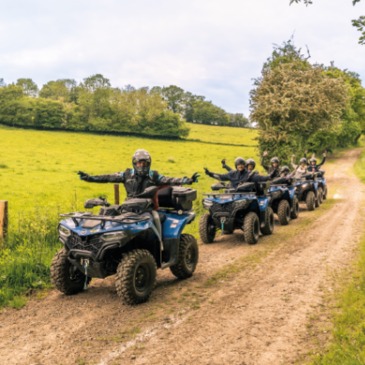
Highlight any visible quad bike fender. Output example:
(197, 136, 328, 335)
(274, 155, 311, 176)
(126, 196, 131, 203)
(161, 212, 195, 240)
(257, 196, 270, 213)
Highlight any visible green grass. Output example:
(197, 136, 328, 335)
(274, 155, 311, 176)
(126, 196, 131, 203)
(0, 124, 258, 307)
(309, 143, 365, 365)
(185, 123, 257, 146)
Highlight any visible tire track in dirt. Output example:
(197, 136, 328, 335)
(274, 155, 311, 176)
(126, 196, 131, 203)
(0, 149, 363, 365)
(97, 148, 365, 365)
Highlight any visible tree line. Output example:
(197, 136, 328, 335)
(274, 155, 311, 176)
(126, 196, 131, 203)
(250, 39, 365, 163)
(0, 76, 250, 138)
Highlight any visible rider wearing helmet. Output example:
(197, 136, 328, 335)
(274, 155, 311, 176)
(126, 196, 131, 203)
(78, 149, 199, 198)
(245, 158, 272, 182)
(291, 155, 309, 179)
(221, 157, 245, 172)
(205, 157, 247, 188)
(261, 151, 280, 178)
(205, 157, 270, 188)
(307, 152, 326, 172)
(279, 165, 291, 177)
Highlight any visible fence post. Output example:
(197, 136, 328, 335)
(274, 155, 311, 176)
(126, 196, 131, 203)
(0, 200, 8, 240)
(114, 184, 120, 205)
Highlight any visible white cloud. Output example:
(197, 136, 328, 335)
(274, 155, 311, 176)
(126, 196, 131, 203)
(0, 0, 364, 115)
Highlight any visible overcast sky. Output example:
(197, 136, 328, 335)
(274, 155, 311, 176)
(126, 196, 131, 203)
(1, 0, 364, 116)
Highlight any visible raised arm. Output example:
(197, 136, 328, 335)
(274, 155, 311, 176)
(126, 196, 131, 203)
(261, 151, 270, 172)
(221, 159, 233, 172)
(290, 155, 298, 170)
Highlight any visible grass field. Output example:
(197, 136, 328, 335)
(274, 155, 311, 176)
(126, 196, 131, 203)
(0, 123, 259, 307)
(184, 123, 257, 146)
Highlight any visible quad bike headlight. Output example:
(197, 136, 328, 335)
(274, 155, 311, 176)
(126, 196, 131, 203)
(59, 225, 71, 237)
(101, 231, 127, 242)
(233, 200, 249, 209)
(203, 199, 213, 209)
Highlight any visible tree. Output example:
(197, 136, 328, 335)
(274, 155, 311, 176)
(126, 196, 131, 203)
(16, 78, 39, 97)
(39, 79, 76, 102)
(250, 41, 349, 162)
(191, 99, 230, 126)
(154, 85, 187, 114)
(81, 74, 111, 92)
(229, 113, 250, 128)
(0, 78, 5, 87)
(290, 0, 365, 45)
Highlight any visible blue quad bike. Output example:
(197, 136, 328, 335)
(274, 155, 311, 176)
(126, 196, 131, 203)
(50, 186, 199, 305)
(293, 173, 321, 211)
(199, 181, 274, 245)
(268, 177, 299, 225)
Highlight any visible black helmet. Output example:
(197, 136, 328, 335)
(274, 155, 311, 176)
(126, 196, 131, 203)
(280, 165, 290, 174)
(234, 157, 246, 167)
(270, 157, 280, 165)
(299, 157, 307, 165)
(309, 157, 317, 164)
(132, 149, 151, 176)
(246, 158, 256, 169)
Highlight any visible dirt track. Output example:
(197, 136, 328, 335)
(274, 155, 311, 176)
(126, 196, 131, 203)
(0, 149, 364, 365)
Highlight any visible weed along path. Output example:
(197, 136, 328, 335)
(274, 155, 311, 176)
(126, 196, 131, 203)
(0, 149, 364, 365)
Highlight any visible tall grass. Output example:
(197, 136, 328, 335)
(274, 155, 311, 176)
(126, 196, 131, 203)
(0, 211, 59, 308)
(0, 124, 258, 307)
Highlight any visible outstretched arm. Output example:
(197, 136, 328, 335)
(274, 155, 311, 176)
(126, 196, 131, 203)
(248, 171, 270, 182)
(78, 171, 126, 183)
(204, 167, 231, 182)
(155, 171, 200, 185)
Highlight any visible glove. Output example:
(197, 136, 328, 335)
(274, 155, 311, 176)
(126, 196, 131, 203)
(78, 171, 89, 181)
(204, 167, 211, 175)
(221, 159, 226, 168)
(191, 172, 200, 183)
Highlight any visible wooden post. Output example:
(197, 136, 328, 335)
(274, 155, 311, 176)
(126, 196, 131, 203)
(0, 200, 8, 240)
(114, 184, 120, 205)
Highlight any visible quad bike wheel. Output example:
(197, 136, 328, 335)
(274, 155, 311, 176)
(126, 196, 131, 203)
(51, 248, 91, 295)
(116, 249, 157, 305)
(277, 199, 291, 225)
(306, 191, 316, 211)
(170, 234, 199, 279)
(243, 212, 260, 244)
(317, 187, 324, 205)
(199, 213, 216, 243)
(323, 185, 328, 200)
(260, 206, 274, 235)
(290, 196, 299, 219)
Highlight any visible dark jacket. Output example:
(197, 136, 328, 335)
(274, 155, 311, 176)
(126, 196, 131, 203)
(207, 169, 270, 189)
(307, 156, 326, 172)
(81, 168, 191, 198)
(261, 157, 280, 179)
